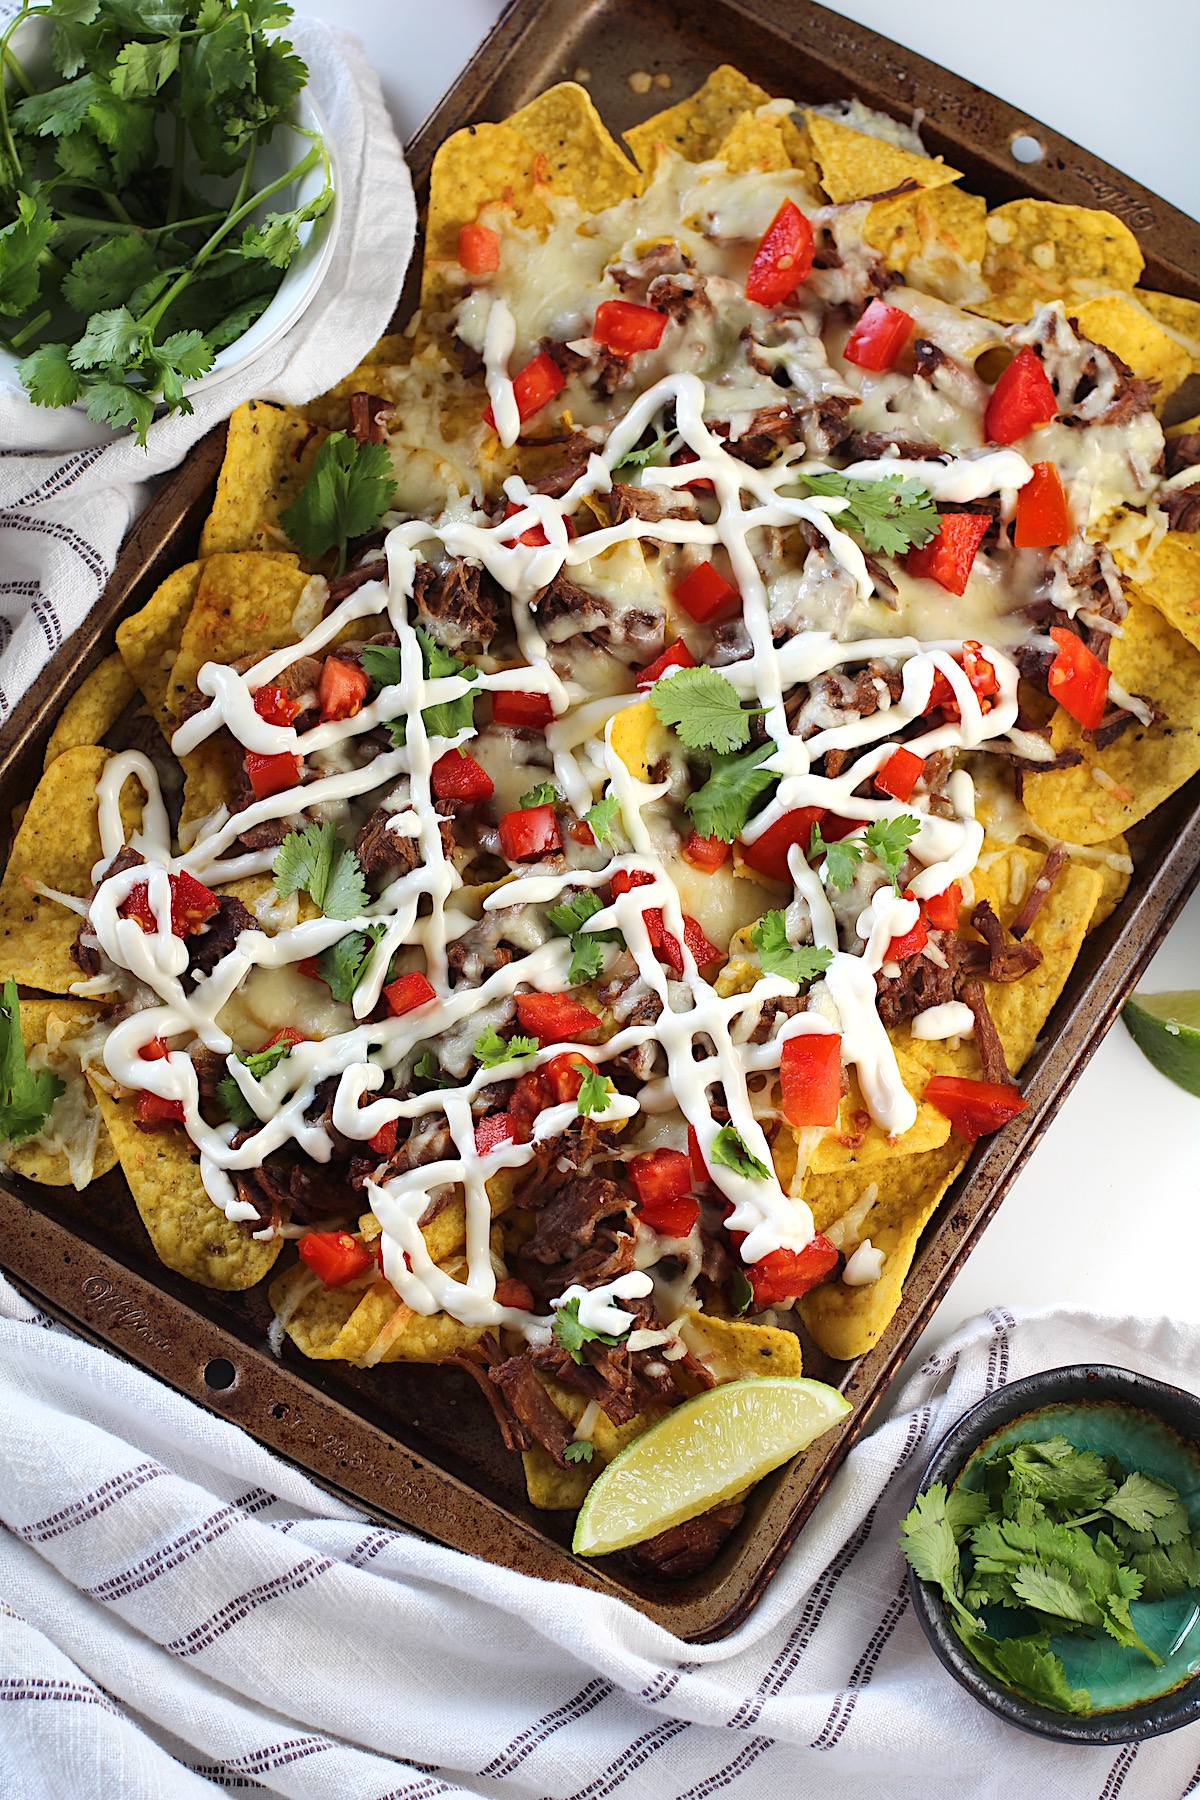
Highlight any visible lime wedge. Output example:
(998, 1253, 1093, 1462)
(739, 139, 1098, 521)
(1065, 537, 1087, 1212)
(1123, 990, 1200, 1098)
(572, 1375, 851, 1558)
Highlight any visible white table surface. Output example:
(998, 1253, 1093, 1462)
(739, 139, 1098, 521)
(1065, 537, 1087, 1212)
(300, 0, 1200, 1358)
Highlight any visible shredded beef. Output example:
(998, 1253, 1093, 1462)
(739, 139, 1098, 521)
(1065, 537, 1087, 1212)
(1010, 844, 1067, 938)
(960, 976, 1012, 1086)
(605, 483, 694, 527)
(532, 458, 590, 498)
(912, 338, 949, 380)
(489, 1348, 576, 1467)
(875, 943, 958, 1028)
(412, 557, 500, 650)
(354, 807, 421, 881)
(607, 242, 692, 300)
(1162, 486, 1200, 534)
(1088, 696, 1164, 749)
(443, 1335, 534, 1454)
(1165, 433, 1200, 479)
(727, 398, 853, 466)
(533, 569, 663, 663)
(970, 900, 1042, 982)
(70, 845, 145, 975)
(184, 895, 256, 987)
(515, 1173, 636, 1301)
(844, 429, 942, 462)
(326, 556, 389, 604)
(624, 1502, 746, 1579)
(347, 391, 392, 445)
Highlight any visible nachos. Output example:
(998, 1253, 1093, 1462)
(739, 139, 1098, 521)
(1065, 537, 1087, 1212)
(6, 68, 1200, 1570)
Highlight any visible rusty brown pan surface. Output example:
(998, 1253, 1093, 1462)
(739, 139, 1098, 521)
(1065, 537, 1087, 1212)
(2, 0, 1199, 1641)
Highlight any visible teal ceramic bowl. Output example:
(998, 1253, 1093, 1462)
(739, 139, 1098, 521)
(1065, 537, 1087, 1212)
(908, 1365, 1200, 1743)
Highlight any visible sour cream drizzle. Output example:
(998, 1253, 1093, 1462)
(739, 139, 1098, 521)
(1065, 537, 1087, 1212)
(83, 368, 1046, 1339)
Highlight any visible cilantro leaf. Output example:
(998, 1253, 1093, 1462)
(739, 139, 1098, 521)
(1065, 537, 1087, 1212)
(801, 471, 940, 558)
(584, 793, 620, 849)
(0, 981, 64, 1144)
(111, 36, 181, 100)
(749, 911, 832, 984)
(899, 1485, 978, 1630)
(474, 1025, 537, 1069)
(863, 815, 920, 893)
(552, 1295, 622, 1364)
(576, 1068, 611, 1116)
(809, 821, 864, 891)
(62, 236, 161, 316)
(417, 629, 479, 741)
(216, 1073, 256, 1128)
(314, 926, 385, 1004)
(518, 782, 559, 810)
(0, 195, 55, 318)
(273, 822, 367, 921)
(567, 935, 606, 985)
(649, 666, 759, 754)
(414, 1050, 451, 1088)
(1009, 1561, 1100, 1626)
(731, 1268, 754, 1316)
(1001, 1438, 1113, 1512)
(18, 342, 84, 409)
(1103, 1473, 1189, 1544)
(279, 432, 396, 572)
(950, 1620, 1091, 1716)
(68, 304, 145, 370)
(1130, 1537, 1200, 1601)
(613, 430, 668, 474)
(546, 890, 605, 937)
(81, 379, 156, 443)
(238, 1038, 295, 1081)
(685, 743, 776, 844)
(709, 1124, 770, 1180)
(564, 1438, 595, 1463)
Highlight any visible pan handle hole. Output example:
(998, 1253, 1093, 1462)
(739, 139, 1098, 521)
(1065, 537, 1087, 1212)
(204, 1357, 237, 1391)
(1010, 132, 1044, 165)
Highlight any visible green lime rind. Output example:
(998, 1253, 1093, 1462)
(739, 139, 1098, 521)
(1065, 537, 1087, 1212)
(1123, 992, 1200, 1098)
(572, 1374, 851, 1558)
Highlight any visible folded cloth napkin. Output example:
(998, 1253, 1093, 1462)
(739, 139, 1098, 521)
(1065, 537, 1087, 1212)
(0, 13, 413, 718)
(3, 1285, 1199, 1800)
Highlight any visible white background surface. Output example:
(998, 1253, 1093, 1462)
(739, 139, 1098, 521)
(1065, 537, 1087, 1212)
(300, 0, 1200, 1356)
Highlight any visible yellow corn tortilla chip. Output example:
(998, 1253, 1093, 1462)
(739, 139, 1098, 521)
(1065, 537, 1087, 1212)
(43, 655, 137, 771)
(624, 66, 771, 171)
(1087, 836, 1132, 931)
(1114, 531, 1200, 653)
(974, 199, 1144, 324)
(608, 695, 668, 783)
(270, 1259, 484, 1366)
(0, 747, 143, 995)
(799, 1137, 969, 1359)
(804, 112, 959, 206)
(423, 120, 556, 312)
(199, 401, 327, 560)
(1071, 295, 1191, 412)
(1023, 596, 1200, 844)
(89, 1078, 280, 1289)
(1136, 291, 1200, 369)
(717, 110, 819, 192)
(863, 184, 987, 276)
(808, 1052, 950, 1175)
(116, 562, 206, 735)
(682, 1312, 802, 1380)
(3, 999, 116, 1187)
(506, 84, 641, 211)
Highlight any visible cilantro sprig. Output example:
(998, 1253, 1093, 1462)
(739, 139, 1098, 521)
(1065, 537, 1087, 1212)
(545, 888, 623, 987)
(279, 433, 396, 573)
(709, 1124, 771, 1180)
(0, 979, 63, 1144)
(2, 0, 333, 445)
(518, 781, 559, 810)
(584, 792, 620, 849)
(362, 629, 478, 748)
(315, 925, 385, 1003)
(749, 911, 832, 984)
(474, 1024, 537, 1069)
(685, 743, 776, 844)
(217, 1030, 300, 1129)
(900, 1435, 1200, 1716)
(649, 666, 761, 755)
(810, 815, 920, 894)
(576, 1067, 611, 1117)
(800, 472, 940, 557)
(273, 821, 367, 922)
(551, 1295, 623, 1364)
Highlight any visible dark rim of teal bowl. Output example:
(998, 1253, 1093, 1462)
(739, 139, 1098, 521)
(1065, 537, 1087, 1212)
(907, 1363, 1200, 1744)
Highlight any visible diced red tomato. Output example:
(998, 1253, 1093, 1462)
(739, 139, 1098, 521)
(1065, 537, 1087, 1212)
(382, 971, 437, 1017)
(475, 1112, 515, 1154)
(1048, 626, 1109, 731)
(431, 749, 494, 802)
(681, 830, 730, 873)
(628, 1149, 698, 1237)
(483, 350, 565, 431)
(253, 685, 299, 726)
(687, 1123, 710, 1185)
(498, 803, 562, 861)
(610, 871, 719, 969)
(139, 1036, 169, 1061)
(745, 198, 814, 306)
(542, 1051, 596, 1104)
(984, 345, 1057, 445)
(298, 1230, 374, 1288)
(922, 882, 962, 932)
(120, 871, 220, 938)
(458, 221, 500, 274)
(492, 689, 555, 729)
(134, 1090, 185, 1130)
(746, 1236, 840, 1308)
(886, 896, 928, 963)
(514, 991, 600, 1044)
(820, 814, 867, 842)
(926, 1074, 1028, 1141)
(673, 447, 714, 492)
(636, 640, 695, 688)
(369, 1119, 398, 1157)
(593, 299, 667, 354)
(779, 1032, 842, 1129)
(299, 957, 323, 982)
(961, 640, 1000, 702)
(502, 499, 573, 549)
(740, 808, 825, 884)
(875, 746, 923, 802)
(319, 656, 369, 722)
(673, 560, 739, 624)
(922, 668, 960, 718)
(843, 298, 913, 371)
(245, 749, 302, 800)
(1014, 460, 1070, 548)
(610, 868, 654, 898)
(261, 1027, 303, 1051)
(905, 512, 990, 596)
(494, 1276, 534, 1311)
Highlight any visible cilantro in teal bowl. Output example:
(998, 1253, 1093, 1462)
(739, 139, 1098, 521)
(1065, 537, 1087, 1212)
(905, 1366, 1200, 1743)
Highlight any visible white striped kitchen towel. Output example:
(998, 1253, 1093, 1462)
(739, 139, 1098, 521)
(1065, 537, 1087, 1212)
(0, 11, 413, 719)
(2, 1281, 1199, 1798)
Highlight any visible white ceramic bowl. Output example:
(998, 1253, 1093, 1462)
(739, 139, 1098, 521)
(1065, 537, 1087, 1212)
(0, 24, 340, 412)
